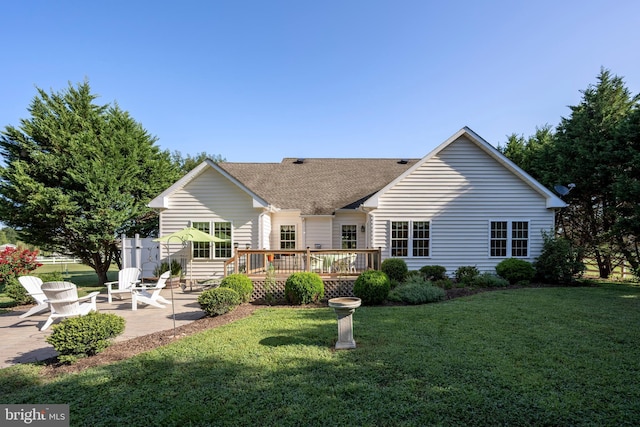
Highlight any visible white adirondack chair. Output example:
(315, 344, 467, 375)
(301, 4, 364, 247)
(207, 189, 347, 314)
(17, 276, 51, 318)
(105, 267, 141, 303)
(131, 271, 172, 311)
(40, 281, 99, 331)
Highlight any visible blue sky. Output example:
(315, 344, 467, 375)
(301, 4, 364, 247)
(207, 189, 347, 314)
(1, 0, 639, 162)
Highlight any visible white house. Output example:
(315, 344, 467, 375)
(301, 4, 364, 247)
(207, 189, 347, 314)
(148, 127, 565, 279)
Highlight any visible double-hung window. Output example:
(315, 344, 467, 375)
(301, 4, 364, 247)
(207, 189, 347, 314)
(280, 225, 296, 249)
(192, 221, 232, 259)
(391, 221, 430, 257)
(341, 225, 357, 249)
(490, 220, 529, 257)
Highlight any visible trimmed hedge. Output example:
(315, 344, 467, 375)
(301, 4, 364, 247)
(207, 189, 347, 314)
(198, 288, 241, 316)
(420, 265, 447, 281)
(496, 258, 535, 285)
(45, 312, 125, 364)
(284, 272, 324, 305)
(381, 258, 408, 282)
(353, 270, 390, 305)
(220, 274, 254, 303)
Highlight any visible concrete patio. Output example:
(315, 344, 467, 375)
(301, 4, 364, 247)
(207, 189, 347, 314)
(0, 288, 205, 369)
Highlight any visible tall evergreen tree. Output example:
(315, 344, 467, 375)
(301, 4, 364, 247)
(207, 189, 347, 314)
(0, 81, 181, 284)
(551, 69, 639, 278)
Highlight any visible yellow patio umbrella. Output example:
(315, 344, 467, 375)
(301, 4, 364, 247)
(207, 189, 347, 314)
(153, 226, 230, 335)
(154, 226, 229, 285)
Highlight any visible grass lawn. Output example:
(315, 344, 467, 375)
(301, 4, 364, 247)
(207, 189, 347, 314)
(1, 284, 640, 426)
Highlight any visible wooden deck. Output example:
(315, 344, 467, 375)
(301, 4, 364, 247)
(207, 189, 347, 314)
(225, 248, 381, 278)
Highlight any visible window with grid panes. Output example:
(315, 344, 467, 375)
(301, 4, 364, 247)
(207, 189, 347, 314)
(490, 221, 508, 257)
(412, 221, 430, 256)
(511, 221, 528, 256)
(280, 225, 296, 249)
(341, 225, 357, 249)
(214, 222, 232, 258)
(490, 221, 529, 257)
(192, 222, 211, 259)
(391, 221, 409, 256)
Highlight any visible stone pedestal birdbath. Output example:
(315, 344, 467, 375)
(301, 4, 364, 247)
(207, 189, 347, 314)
(328, 297, 362, 349)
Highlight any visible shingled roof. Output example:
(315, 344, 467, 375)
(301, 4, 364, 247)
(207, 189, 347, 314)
(218, 158, 418, 215)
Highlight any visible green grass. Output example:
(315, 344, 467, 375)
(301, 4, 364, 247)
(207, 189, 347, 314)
(33, 263, 118, 288)
(2, 285, 640, 426)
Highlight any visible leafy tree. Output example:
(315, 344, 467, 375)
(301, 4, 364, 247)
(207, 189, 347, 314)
(0, 227, 18, 245)
(0, 81, 181, 284)
(171, 151, 225, 175)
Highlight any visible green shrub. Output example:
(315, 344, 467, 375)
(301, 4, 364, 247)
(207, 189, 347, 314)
(454, 266, 479, 285)
(388, 276, 446, 304)
(433, 278, 454, 289)
(381, 258, 408, 282)
(496, 258, 535, 285)
(37, 272, 64, 282)
(284, 272, 324, 305)
(353, 270, 390, 305)
(534, 231, 585, 284)
(420, 265, 447, 281)
(4, 278, 32, 305)
(471, 272, 510, 288)
(220, 274, 254, 303)
(45, 312, 125, 364)
(198, 288, 241, 316)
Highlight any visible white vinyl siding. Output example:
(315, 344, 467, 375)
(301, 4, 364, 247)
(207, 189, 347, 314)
(158, 167, 259, 279)
(371, 136, 555, 273)
(271, 212, 303, 249)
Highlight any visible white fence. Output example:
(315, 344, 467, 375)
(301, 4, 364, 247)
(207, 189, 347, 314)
(36, 256, 81, 265)
(121, 234, 160, 279)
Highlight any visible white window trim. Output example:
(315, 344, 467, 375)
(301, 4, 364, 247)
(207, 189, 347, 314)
(279, 224, 297, 250)
(389, 220, 431, 258)
(488, 219, 530, 258)
(190, 220, 234, 260)
(341, 224, 358, 249)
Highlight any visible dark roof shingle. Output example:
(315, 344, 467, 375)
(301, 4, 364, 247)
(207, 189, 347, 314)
(218, 158, 418, 215)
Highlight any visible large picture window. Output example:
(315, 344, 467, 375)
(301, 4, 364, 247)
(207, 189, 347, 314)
(391, 220, 430, 257)
(490, 220, 529, 257)
(192, 221, 232, 259)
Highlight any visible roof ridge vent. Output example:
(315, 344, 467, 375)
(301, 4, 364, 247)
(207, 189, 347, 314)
(398, 159, 408, 164)
(294, 158, 305, 164)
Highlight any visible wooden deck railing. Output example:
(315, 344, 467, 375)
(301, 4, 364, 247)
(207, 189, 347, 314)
(224, 248, 381, 277)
